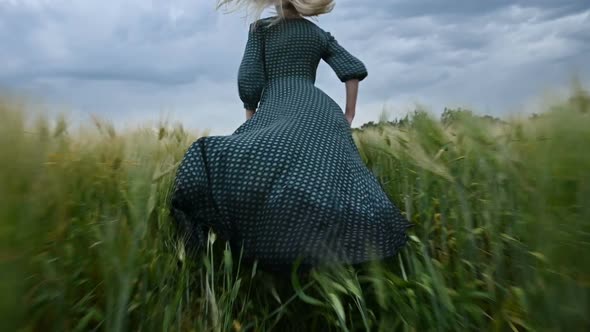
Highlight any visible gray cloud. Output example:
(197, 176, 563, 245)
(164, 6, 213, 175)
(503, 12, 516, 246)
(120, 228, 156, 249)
(1, 0, 589, 134)
(337, 0, 587, 20)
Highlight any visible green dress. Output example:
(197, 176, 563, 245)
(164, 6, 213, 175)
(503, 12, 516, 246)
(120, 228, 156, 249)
(171, 17, 411, 270)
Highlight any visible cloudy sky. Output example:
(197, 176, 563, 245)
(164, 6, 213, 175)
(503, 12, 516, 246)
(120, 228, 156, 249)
(1, 0, 589, 134)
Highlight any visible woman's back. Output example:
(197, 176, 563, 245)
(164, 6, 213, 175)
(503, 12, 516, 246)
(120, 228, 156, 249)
(237, 17, 369, 113)
(263, 18, 325, 82)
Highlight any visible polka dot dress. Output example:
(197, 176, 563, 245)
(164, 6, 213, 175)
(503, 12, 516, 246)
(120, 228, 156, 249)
(170, 17, 411, 270)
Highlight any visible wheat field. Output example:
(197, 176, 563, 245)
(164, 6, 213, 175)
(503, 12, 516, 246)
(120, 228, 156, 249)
(1, 86, 589, 331)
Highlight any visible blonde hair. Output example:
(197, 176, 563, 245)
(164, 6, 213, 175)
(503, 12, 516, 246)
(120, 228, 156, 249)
(216, 0, 335, 22)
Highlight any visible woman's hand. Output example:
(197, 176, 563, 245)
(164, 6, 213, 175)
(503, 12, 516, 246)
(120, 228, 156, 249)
(345, 112, 354, 126)
(245, 109, 255, 120)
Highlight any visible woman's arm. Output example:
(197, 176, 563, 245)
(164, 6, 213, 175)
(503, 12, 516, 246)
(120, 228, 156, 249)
(345, 79, 359, 125)
(238, 23, 265, 119)
(321, 31, 368, 127)
(322, 31, 368, 83)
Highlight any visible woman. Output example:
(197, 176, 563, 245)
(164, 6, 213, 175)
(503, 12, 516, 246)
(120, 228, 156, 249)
(170, 0, 411, 272)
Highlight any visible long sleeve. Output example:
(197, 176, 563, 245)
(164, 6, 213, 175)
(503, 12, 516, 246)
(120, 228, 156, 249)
(238, 23, 266, 111)
(322, 31, 368, 83)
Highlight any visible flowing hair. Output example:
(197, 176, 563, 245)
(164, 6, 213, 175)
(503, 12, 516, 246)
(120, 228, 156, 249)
(216, 0, 335, 23)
